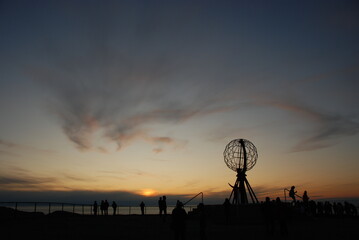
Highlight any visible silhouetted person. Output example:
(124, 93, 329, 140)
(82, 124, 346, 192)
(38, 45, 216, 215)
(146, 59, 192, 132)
(171, 201, 187, 240)
(162, 196, 168, 222)
(140, 201, 145, 215)
(100, 200, 105, 215)
(197, 203, 206, 240)
(317, 202, 324, 216)
(230, 184, 239, 204)
(93, 201, 98, 216)
(158, 197, 163, 215)
(275, 197, 288, 237)
(223, 198, 231, 224)
(308, 200, 317, 216)
(163, 196, 167, 215)
(344, 201, 358, 216)
(336, 202, 344, 217)
(295, 201, 306, 216)
(104, 200, 109, 215)
(302, 191, 309, 206)
(262, 197, 274, 236)
(333, 202, 338, 215)
(350, 202, 357, 216)
(289, 186, 297, 203)
(324, 201, 332, 216)
(112, 201, 117, 215)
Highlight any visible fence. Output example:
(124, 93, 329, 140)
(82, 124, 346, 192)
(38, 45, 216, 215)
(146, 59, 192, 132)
(0, 202, 196, 215)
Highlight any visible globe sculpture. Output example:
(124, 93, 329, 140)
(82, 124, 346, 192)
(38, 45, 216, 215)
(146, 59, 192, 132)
(224, 139, 259, 204)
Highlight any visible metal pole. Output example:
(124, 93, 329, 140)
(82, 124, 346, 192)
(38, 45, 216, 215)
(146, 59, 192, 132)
(49, 203, 51, 214)
(62, 203, 64, 211)
(129, 206, 131, 215)
(246, 180, 255, 203)
(73, 205, 75, 214)
(82, 205, 84, 215)
(34, 203, 37, 213)
(15, 202, 18, 211)
(245, 178, 259, 203)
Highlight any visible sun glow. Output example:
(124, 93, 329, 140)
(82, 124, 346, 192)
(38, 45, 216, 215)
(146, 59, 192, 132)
(140, 189, 156, 197)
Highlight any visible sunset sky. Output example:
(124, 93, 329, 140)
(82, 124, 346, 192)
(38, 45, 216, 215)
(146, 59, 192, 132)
(1, 0, 358, 205)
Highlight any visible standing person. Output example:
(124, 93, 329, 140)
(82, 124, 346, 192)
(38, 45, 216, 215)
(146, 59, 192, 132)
(275, 197, 288, 237)
(100, 200, 105, 215)
(93, 201, 98, 216)
(302, 191, 309, 206)
(262, 197, 274, 236)
(140, 201, 145, 215)
(104, 200, 109, 215)
(223, 198, 231, 224)
(162, 196, 168, 222)
(158, 197, 163, 215)
(197, 203, 206, 240)
(171, 201, 187, 240)
(112, 201, 117, 215)
(289, 186, 297, 203)
(163, 196, 167, 215)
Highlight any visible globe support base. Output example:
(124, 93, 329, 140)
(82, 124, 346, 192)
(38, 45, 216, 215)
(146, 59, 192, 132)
(229, 169, 259, 205)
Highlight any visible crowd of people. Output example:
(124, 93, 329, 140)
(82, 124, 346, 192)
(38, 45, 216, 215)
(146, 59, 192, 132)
(291, 199, 358, 217)
(92, 200, 117, 216)
(286, 186, 358, 217)
(91, 195, 169, 217)
(260, 188, 358, 236)
(89, 190, 357, 240)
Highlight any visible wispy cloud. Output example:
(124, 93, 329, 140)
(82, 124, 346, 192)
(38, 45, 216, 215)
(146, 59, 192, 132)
(152, 148, 163, 154)
(27, 56, 234, 153)
(300, 64, 359, 84)
(63, 174, 91, 182)
(0, 150, 19, 157)
(0, 175, 59, 191)
(22, 4, 246, 154)
(261, 99, 359, 152)
(0, 139, 55, 155)
(0, 139, 16, 148)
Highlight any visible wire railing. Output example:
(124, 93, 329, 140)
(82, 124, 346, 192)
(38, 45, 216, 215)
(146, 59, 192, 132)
(183, 192, 203, 206)
(0, 201, 197, 215)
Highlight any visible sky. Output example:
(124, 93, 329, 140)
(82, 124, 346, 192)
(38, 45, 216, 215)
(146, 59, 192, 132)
(0, 0, 359, 206)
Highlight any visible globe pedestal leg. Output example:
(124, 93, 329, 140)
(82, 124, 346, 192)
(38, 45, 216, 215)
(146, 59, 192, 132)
(229, 171, 258, 204)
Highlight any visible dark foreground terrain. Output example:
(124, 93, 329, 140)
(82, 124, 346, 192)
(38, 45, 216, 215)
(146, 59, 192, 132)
(1, 206, 358, 240)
